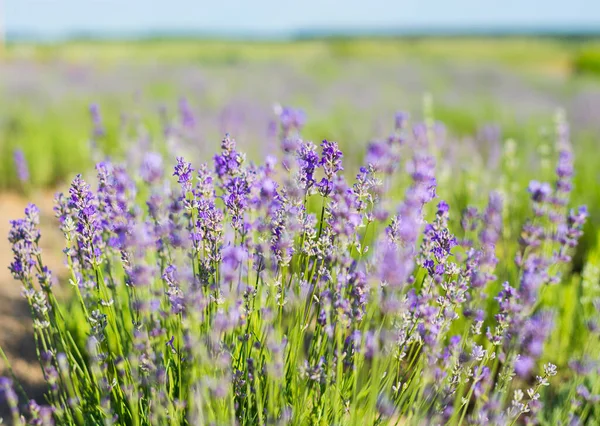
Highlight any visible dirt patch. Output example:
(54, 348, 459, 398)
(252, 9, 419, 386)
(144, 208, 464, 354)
(0, 191, 67, 409)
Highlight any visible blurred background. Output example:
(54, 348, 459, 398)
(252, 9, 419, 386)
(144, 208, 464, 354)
(1, 0, 599, 403)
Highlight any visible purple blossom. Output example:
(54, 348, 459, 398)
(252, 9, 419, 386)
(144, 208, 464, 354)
(317, 139, 344, 196)
(214, 134, 241, 180)
(277, 106, 305, 138)
(96, 163, 138, 251)
(27, 399, 55, 425)
(365, 141, 397, 174)
(422, 210, 457, 263)
(69, 175, 104, 267)
(173, 157, 194, 193)
(89, 103, 105, 137)
(297, 141, 320, 192)
(140, 152, 164, 184)
(472, 192, 503, 289)
(437, 200, 450, 216)
(163, 265, 185, 314)
(514, 355, 536, 378)
(461, 207, 480, 233)
(394, 111, 410, 131)
(221, 245, 247, 288)
(0, 377, 20, 420)
(527, 180, 552, 203)
(327, 177, 361, 237)
(8, 204, 41, 282)
(178, 97, 197, 129)
(13, 148, 29, 183)
(223, 175, 251, 231)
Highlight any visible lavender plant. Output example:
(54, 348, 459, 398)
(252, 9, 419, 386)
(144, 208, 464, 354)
(13, 148, 30, 192)
(1, 108, 596, 426)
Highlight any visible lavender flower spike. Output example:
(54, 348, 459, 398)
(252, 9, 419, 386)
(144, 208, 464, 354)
(13, 148, 29, 183)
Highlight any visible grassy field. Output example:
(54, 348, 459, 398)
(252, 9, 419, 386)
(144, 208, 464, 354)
(1, 37, 599, 188)
(1, 37, 599, 245)
(0, 37, 600, 424)
(3, 37, 594, 68)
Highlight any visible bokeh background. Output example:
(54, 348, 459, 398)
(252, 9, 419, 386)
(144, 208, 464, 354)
(1, 0, 599, 406)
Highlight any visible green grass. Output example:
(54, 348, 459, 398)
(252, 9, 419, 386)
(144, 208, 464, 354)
(1, 37, 584, 70)
(572, 43, 600, 76)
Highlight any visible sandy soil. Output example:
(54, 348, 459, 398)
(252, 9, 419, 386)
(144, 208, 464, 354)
(0, 191, 67, 407)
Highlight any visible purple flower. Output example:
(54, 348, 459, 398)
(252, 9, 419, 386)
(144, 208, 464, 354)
(471, 192, 503, 289)
(269, 199, 298, 267)
(27, 399, 55, 426)
(437, 200, 450, 216)
(473, 366, 491, 398)
(461, 207, 480, 233)
(377, 241, 412, 289)
(178, 97, 196, 129)
(173, 157, 194, 193)
(327, 178, 361, 237)
(223, 175, 251, 231)
(163, 265, 185, 314)
(140, 152, 164, 184)
(576, 385, 600, 404)
(68, 174, 103, 267)
(320, 139, 343, 180)
(471, 344, 486, 361)
(96, 162, 140, 251)
(527, 181, 552, 203)
(89, 103, 105, 137)
(221, 245, 247, 288)
(277, 106, 305, 138)
(214, 134, 241, 180)
(394, 111, 410, 131)
(13, 148, 29, 183)
(297, 141, 320, 192)
(381, 147, 437, 291)
(8, 204, 41, 282)
(514, 355, 535, 378)
(365, 141, 396, 174)
(554, 121, 574, 197)
(0, 377, 20, 420)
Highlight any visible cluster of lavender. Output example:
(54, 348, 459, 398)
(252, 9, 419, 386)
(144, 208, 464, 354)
(3, 106, 596, 426)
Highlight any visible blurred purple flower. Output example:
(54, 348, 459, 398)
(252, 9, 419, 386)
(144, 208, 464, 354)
(140, 152, 164, 184)
(13, 148, 29, 183)
(178, 97, 197, 129)
(89, 103, 105, 137)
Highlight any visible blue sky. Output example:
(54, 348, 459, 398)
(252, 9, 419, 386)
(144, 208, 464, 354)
(3, 0, 598, 38)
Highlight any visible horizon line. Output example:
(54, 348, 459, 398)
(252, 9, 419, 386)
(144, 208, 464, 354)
(6, 24, 600, 43)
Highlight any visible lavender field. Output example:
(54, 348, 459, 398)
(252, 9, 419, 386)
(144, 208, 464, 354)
(1, 38, 600, 425)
